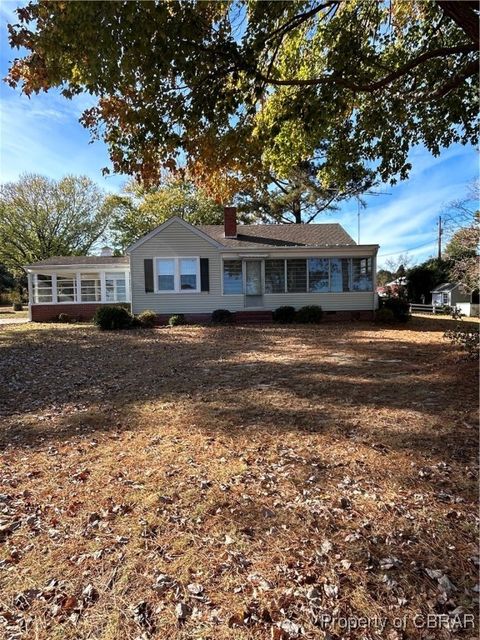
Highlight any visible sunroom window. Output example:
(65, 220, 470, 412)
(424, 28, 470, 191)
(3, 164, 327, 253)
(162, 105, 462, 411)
(265, 260, 285, 293)
(106, 272, 127, 302)
(33, 274, 53, 303)
(223, 260, 243, 294)
(308, 258, 329, 292)
(80, 273, 101, 302)
(286, 259, 307, 293)
(57, 274, 77, 303)
(351, 258, 372, 291)
(330, 258, 351, 292)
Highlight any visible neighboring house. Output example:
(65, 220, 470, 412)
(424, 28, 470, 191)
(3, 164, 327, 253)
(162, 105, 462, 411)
(25, 208, 379, 322)
(431, 282, 479, 317)
(376, 277, 407, 298)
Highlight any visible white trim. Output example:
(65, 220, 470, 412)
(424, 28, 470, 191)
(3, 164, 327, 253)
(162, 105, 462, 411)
(26, 263, 128, 272)
(153, 256, 201, 294)
(126, 216, 223, 253)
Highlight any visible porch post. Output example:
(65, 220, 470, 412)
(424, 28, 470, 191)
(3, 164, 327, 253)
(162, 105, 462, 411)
(76, 272, 82, 303)
(51, 273, 58, 304)
(125, 270, 131, 303)
(100, 271, 106, 302)
(27, 272, 33, 305)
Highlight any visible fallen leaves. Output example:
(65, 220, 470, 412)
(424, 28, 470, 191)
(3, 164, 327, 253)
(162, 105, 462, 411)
(0, 321, 478, 639)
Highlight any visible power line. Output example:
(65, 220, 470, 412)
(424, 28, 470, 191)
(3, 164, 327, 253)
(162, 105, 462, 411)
(377, 239, 436, 258)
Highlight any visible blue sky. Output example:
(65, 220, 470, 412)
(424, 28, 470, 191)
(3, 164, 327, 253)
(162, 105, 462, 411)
(1, 2, 478, 267)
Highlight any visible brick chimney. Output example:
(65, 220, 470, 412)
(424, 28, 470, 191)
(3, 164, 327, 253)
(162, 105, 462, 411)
(224, 206, 237, 238)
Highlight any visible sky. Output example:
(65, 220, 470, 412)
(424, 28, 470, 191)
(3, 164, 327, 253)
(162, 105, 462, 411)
(0, 2, 478, 268)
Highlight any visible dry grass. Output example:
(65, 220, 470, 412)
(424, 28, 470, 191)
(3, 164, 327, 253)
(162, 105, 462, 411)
(0, 317, 478, 640)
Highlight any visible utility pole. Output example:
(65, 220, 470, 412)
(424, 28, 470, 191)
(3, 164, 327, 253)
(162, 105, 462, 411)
(437, 215, 442, 260)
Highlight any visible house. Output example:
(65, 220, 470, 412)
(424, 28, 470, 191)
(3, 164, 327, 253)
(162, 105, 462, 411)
(376, 277, 407, 298)
(25, 208, 379, 322)
(431, 282, 479, 316)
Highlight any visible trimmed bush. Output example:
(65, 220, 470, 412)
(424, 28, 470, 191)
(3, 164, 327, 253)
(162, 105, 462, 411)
(273, 306, 296, 324)
(137, 310, 158, 328)
(382, 297, 410, 323)
(296, 305, 323, 324)
(444, 326, 479, 360)
(374, 308, 395, 324)
(93, 305, 132, 330)
(168, 314, 186, 326)
(12, 301, 23, 311)
(211, 309, 234, 324)
(58, 313, 73, 323)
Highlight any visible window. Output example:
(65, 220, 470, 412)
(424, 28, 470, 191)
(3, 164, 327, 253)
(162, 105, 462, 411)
(157, 259, 175, 291)
(179, 258, 197, 290)
(308, 258, 329, 292)
(265, 260, 285, 293)
(57, 274, 77, 303)
(106, 272, 127, 302)
(80, 273, 101, 302)
(330, 258, 351, 292)
(442, 293, 448, 304)
(287, 259, 307, 293)
(33, 274, 53, 303)
(223, 260, 243, 294)
(351, 258, 373, 291)
(155, 258, 200, 293)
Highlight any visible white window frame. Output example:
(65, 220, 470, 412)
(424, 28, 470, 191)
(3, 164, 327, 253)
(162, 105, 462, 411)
(105, 271, 128, 302)
(222, 259, 244, 295)
(154, 257, 201, 294)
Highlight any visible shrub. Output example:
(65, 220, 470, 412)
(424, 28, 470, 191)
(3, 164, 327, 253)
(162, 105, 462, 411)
(444, 326, 479, 360)
(374, 308, 395, 324)
(211, 309, 234, 324)
(137, 310, 158, 328)
(93, 305, 132, 330)
(382, 297, 410, 323)
(296, 305, 323, 324)
(272, 306, 296, 324)
(168, 314, 186, 326)
(12, 301, 23, 311)
(58, 312, 73, 323)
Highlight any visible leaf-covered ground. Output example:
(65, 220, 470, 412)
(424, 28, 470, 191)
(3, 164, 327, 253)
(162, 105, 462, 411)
(0, 318, 478, 640)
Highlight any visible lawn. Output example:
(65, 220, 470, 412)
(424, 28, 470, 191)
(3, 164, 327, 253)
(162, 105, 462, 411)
(0, 318, 478, 639)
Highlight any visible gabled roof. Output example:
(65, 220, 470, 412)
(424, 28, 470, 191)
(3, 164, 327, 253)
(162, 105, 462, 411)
(198, 223, 357, 248)
(25, 256, 128, 268)
(431, 282, 459, 293)
(127, 216, 222, 252)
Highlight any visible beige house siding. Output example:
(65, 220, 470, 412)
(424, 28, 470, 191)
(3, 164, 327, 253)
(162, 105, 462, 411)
(129, 218, 378, 315)
(130, 218, 244, 314)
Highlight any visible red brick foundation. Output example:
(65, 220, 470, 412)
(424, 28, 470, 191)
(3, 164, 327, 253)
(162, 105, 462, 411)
(31, 305, 374, 324)
(152, 309, 373, 325)
(30, 303, 128, 322)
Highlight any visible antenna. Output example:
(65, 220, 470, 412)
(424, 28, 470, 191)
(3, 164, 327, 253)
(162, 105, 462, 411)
(355, 188, 391, 244)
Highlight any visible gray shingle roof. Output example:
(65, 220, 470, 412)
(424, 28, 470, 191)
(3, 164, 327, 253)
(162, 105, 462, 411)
(431, 282, 458, 293)
(26, 256, 129, 268)
(198, 223, 356, 248)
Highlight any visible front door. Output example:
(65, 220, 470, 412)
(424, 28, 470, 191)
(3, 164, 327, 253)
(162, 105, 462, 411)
(245, 260, 263, 307)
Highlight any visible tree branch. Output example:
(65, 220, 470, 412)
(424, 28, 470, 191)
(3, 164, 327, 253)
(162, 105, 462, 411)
(436, 0, 479, 47)
(256, 44, 476, 91)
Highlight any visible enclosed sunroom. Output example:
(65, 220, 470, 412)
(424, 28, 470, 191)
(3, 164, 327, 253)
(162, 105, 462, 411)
(26, 255, 130, 322)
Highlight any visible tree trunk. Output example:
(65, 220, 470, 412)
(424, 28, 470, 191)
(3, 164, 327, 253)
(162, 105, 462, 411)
(292, 199, 302, 223)
(436, 1, 479, 47)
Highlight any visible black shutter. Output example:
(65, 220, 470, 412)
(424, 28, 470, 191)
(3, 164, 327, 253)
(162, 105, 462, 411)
(200, 258, 209, 292)
(144, 259, 154, 293)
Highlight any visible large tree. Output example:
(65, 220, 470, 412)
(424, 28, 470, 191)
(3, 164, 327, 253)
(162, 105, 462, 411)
(0, 174, 115, 272)
(6, 1, 478, 196)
